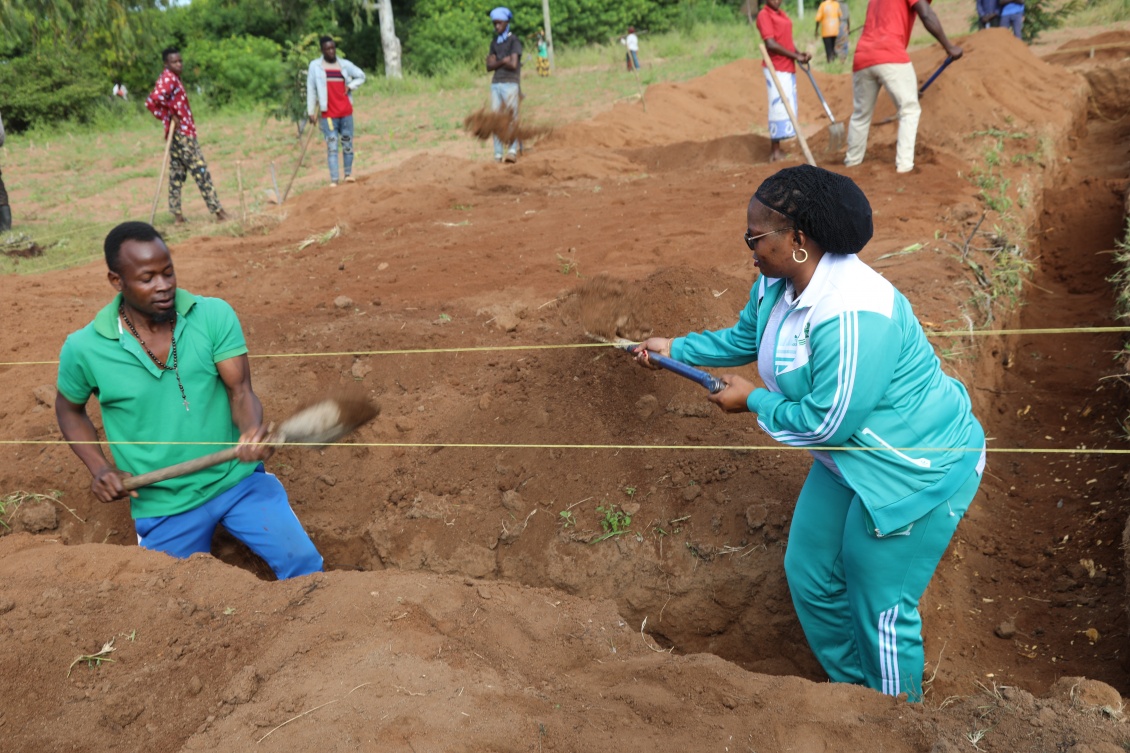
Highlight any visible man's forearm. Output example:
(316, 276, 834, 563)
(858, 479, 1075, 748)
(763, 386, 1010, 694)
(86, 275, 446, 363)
(229, 388, 264, 435)
(56, 405, 112, 477)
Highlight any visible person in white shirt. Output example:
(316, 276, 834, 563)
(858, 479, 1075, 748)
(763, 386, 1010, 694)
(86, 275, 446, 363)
(620, 26, 640, 71)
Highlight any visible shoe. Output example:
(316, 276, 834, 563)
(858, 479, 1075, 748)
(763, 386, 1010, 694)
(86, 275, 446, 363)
(330, 182, 338, 187)
(503, 151, 518, 163)
(173, 213, 188, 225)
(896, 165, 914, 174)
(494, 155, 503, 162)
(214, 209, 230, 222)
(344, 175, 356, 183)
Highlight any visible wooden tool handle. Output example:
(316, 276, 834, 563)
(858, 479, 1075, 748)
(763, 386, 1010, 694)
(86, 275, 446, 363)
(122, 447, 241, 491)
(148, 117, 178, 224)
(758, 40, 816, 167)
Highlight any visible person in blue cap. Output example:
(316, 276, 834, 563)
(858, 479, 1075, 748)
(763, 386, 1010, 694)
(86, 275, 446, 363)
(486, 6, 523, 163)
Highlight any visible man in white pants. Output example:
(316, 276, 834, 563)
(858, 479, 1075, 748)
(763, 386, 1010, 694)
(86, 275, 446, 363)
(844, 0, 962, 174)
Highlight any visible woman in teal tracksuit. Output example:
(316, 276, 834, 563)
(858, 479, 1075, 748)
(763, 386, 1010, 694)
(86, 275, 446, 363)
(636, 165, 984, 701)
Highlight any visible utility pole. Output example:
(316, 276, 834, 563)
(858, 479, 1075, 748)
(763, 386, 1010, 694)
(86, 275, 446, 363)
(798, 0, 804, 19)
(541, 0, 556, 71)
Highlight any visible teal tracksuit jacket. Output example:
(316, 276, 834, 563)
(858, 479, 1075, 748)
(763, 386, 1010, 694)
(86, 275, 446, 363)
(670, 252, 985, 534)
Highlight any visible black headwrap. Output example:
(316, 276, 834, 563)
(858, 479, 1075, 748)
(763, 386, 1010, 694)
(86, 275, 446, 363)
(753, 165, 873, 255)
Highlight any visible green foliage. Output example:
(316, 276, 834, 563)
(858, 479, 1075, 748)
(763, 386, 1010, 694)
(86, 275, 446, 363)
(0, 50, 108, 131)
(967, 0, 1084, 42)
(594, 503, 632, 542)
(182, 35, 286, 106)
(270, 33, 323, 129)
(402, 0, 686, 75)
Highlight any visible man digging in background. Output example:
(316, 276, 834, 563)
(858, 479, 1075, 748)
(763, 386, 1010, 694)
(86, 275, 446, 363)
(486, 6, 523, 163)
(307, 35, 367, 187)
(145, 48, 229, 224)
(843, 0, 963, 174)
(54, 221, 322, 580)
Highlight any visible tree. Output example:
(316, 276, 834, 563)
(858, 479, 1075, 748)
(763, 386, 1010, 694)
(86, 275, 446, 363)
(375, 0, 403, 78)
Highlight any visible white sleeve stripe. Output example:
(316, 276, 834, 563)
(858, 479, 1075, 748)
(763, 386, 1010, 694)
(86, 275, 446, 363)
(760, 311, 857, 445)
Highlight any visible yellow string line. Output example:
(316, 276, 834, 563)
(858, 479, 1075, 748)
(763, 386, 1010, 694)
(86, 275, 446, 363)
(2, 440, 1127, 455)
(1, 326, 1127, 368)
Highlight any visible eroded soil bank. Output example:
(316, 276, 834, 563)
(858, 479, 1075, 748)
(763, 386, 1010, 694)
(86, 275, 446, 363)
(1, 28, 1129, 752)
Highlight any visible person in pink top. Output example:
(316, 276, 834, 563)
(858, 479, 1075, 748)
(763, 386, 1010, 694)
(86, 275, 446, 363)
(146, 47, 229, 224)
(843, 0, 962, 173)
(757, 0, 812, 163)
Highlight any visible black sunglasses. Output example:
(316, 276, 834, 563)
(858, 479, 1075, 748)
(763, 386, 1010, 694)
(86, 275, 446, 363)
(744, 228, 790, 251)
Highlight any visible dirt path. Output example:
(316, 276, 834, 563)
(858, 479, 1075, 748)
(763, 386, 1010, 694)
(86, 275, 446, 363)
(0, 29, 1128, 753)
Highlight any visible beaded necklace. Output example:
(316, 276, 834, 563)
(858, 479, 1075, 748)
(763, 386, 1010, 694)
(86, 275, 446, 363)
(119, 303, 190, 412)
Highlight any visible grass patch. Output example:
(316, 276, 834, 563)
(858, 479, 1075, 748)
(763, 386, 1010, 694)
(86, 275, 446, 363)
(0, 489, 85, 529)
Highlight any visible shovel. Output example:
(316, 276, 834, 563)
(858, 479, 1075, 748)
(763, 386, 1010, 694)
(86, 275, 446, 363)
(121, 396, 379, 491)
(626, 343, 725, 393)
(590, 334, 725, 393)
(798, 62, 845, 152)
(876, 55, 954, 126)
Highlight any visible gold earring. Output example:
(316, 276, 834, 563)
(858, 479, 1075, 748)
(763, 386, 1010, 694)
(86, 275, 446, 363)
(792, 247, 809, 264)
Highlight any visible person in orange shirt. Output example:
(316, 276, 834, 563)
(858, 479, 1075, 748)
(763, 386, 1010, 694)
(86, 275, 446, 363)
(815, 0, 843, 62)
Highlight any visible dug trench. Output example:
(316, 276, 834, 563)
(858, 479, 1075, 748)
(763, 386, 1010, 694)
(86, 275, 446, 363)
(1, 29, 1130, 750)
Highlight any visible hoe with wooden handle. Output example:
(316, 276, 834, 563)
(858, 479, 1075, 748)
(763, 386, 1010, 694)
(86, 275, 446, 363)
(122, 396, 379, 491)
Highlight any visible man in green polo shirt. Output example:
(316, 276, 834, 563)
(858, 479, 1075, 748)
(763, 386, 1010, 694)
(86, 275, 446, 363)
(54, 221, 322, 579)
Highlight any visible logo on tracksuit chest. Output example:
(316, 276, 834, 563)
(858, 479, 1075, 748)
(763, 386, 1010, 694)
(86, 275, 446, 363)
(775, 318, 812, 376)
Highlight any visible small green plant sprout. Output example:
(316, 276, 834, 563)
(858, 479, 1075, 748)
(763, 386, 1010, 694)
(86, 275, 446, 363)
(558, 510, 577, 528)
(223, 606, 236, 616)
(623, 485, 637, 497)
(556, 251, 579, 276)
(68, 638, 115, 677)
(592, 503, 632, 543)
(434, 312, 452, 325)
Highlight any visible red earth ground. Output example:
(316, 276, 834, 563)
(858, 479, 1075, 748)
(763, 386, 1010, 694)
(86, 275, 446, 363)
(1, 28, 1129, 753)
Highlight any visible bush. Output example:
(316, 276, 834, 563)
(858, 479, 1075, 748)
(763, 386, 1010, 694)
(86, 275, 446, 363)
(0, 51, 107, 132)
(181, 35, 285, 106)
(402, 0, 684, 75)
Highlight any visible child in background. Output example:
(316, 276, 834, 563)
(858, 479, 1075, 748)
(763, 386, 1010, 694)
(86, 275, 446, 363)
(536, 30, 550, 77)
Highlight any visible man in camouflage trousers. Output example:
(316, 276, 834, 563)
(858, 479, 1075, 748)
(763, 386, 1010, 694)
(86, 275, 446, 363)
(146, 47, 229, 224)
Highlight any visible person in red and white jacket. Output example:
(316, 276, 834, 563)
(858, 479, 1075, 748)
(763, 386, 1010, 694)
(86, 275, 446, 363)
(145, 47, 229, 224)
(306, 36, 366, 186)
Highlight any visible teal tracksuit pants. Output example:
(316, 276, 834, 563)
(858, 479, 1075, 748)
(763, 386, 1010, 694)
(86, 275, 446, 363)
(783, 461, 981, 701)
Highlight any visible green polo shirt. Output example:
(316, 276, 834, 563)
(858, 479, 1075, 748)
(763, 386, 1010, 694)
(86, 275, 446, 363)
(57, 289, 257, 519)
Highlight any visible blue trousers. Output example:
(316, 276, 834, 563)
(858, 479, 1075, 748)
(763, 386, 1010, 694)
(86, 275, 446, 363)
(1000, 12, 1023, 39)
(319, 115, 354, 183)
(783, 461, 981, 701)
(134, 465, 323, 580)
(490, 82, 521, 159)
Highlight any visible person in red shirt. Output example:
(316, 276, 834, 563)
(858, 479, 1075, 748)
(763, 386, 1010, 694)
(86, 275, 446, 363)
(757, 0, 812, 163)
(145, 48, 228, 224)
(843, 0, 963, 173)
(306, 36, 367, 186)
